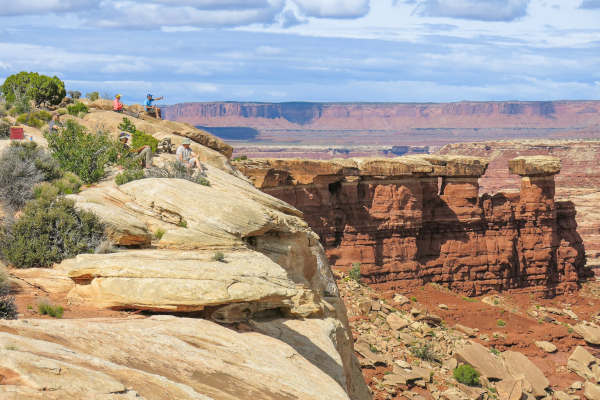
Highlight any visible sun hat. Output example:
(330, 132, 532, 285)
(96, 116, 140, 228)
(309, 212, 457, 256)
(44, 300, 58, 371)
(116, 94, 121, 98)
(119, 132, 130, 139)
(147, 94, 152, 97)
(182, 138, 192, 144)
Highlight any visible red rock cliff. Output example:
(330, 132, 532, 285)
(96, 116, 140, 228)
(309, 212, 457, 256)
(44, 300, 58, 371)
(234, 155, 592, 296)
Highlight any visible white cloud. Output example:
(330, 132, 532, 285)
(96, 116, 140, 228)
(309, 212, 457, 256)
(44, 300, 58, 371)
(0, 0, 97, 16)
(255, 45, 285, 56)
(0, 61, 11, 70)
(292, 0, 371, 18)
(413, 0, 530, 22)
(101, 61, 151, 74)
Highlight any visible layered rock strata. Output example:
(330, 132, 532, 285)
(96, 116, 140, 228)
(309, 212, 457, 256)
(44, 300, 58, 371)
(234, 155, 591, 295)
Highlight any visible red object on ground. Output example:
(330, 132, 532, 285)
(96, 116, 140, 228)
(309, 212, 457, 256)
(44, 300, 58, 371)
(10, 126, 24, 140)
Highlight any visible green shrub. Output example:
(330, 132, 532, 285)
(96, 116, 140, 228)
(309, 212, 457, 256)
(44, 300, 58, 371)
(155, 228, 166, 240)
(0, 120, 10, 139)
(0, 197, 104, 268)
(46, 120, 117, 184)
(178, 220, 187, 228)
(132, 130, 159, 152)
(67, 90, 81, 100)
(118, 117, 137, 134)
(211, 251, 225, 262)
(497, 319, 506, 327)
(16, 112, 49, 128)
(1, 72, 66, 108)
(411, 296, 417, 302)
(67, 102, 88, 116)
(461, 296, 478, 303)
(453, 365, 480, 386)
(38, 301, 64, 318)
(85, 91, 99, 101)
(232, 155, 248, 161)
(490, 348, 500, 356)
(33, 173, 82, 201)
(115, 168, 145, 186)
(0, 264, 18, 320)
(348, 262, 361, 282)
(146, 161, 211, 186)
(57, 108, 67, 115)
(10, 141, 62, 181)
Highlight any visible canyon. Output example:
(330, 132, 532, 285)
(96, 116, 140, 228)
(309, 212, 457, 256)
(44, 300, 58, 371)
(234, 155, 593, 296)
(163, 100, 600, 150)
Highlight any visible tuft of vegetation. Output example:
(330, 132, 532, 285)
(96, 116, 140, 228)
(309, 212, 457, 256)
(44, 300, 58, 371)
(211, 251, 226, 262)
(100, 92, 113, 100)
(461, 296, 478, 303)
(46, 120, 118, 184)
(490, 348, 501, 356)
(4, 342, 19, 351)
(146, 161, 211, 186)
(348, 262, 361, 282)
(454, 365, 479, 386)
(94, 240, 118, 254)
(16, 110, 52, 129)
(115, 168, 144, 186)
(0, 264, 18, 320)
(411, 342, 439, 363)
(1, 71, 66, 108)
(0, 120, 10, 139)
(493, 299, 499, 305)
(567, 327, 574, 333)
(231, 155, 248, 161)
(67, 102, 89, 116)
(369, 344, 378, 354)
(178, 220, 188, 228)
(57, 108, 67, 115)
(37, 301, 64, 318)
(155, 228, 166, 240)
(411, 296, 417, 302)
(0, 197, 104, 268)
(497, 319, 506, 327)
(67, 90, 81, 100)
(85, 91, 99, 101)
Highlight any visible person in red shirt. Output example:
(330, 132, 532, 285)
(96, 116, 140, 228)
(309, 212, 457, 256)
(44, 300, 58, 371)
(113, 94, 123, 113)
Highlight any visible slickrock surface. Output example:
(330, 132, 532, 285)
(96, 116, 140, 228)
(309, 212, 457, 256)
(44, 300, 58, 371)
(0, 316, 352, 400)
(234, 154, 591, 296)
(1, 105, 372, 399)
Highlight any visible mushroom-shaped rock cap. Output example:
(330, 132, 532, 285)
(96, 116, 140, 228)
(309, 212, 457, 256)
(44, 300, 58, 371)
(508, 156, 561, 176)
(444, 155, 489, 177)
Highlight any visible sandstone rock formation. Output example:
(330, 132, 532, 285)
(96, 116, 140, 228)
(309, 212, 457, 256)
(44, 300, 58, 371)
(234, 154, 591, 295)
(163, 100, 600, 147)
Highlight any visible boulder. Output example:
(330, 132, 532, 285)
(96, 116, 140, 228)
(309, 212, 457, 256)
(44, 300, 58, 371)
(454, 324, 477, 337)
(386, 313, 409, 331)
(503, 351, 550, 397)
(535, 341, 557, 353)
(454, 342, 511, 380)
(0, 317, 353, 400)
(574, 325, 600, 345)
(554, 391, 574, 400)
(568, 346, 597, 381)
(584, 382, 600, 400)
(496, 379, 523, 400)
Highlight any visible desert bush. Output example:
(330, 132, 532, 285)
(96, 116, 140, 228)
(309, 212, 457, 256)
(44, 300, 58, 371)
(46, 120, 117, 184)
(10, 141, 62, 181)
(57, 108, 67, 115)
(0, 197, 104, 268)
(453, 365, 479, 386)
(118, 117, 137, 134)
(146, 161, 210, 186)
(132, 130, 159, 152)
(85, 91, 99, 101)
(1, 72, 66, 108)
(95, 240, 117, 254)
(115, 168, 144, 186)
(67, 90, 81, 100)
(497, 319, 506, 327)
(38, 301, 64, 318)
(411, 342, 439, 363)
(0, 265, 17, 320)
(0, 145, 45, 211)
(100, 92, 113, 100)
(33, 172, 83, 201)
(0, 103, 6, 117)
(348, 262, 361, 282)
(232, 155, 248, 161)
(67, 102, 88, 116)
(0, 120, 10, 139)
(212, 251, 225, 262)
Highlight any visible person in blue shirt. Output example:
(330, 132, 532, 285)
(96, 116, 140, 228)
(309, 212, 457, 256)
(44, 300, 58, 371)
(144, 94, 164, 119)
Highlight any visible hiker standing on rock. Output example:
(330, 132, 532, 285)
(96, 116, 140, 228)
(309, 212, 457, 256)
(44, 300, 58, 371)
(176, 138, 204, 171)
(144, 94, 163, 119)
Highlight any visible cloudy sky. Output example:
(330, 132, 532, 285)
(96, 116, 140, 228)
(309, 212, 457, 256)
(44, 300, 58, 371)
(0, 0, 599, 104)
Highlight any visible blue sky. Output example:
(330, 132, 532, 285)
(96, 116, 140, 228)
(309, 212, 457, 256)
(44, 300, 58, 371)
(0, 0, 599, 104)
